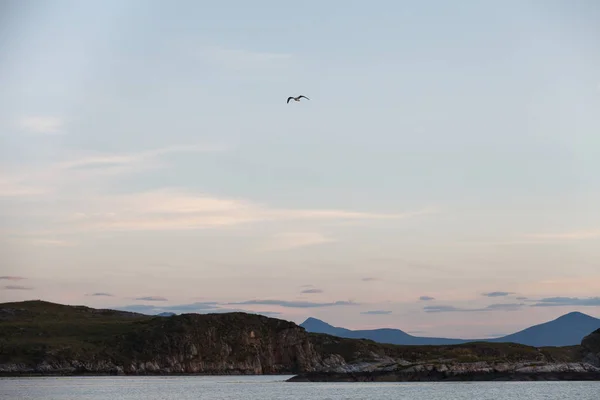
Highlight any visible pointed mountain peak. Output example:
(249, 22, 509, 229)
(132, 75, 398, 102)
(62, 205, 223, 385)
(301, 317, 334, 327)
(556, 311, 595, 321)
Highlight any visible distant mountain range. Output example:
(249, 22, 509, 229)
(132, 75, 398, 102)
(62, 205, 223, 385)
(300, 311, 600, 347)
(156, 312, 175, 317)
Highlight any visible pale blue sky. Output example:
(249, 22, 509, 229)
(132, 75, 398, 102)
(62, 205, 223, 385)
(1, 0, 600, 338)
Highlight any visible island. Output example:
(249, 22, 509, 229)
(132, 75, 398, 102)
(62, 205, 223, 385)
(1, 300, 599, 381)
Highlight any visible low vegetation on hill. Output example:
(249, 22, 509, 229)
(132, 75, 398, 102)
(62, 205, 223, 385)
(1, 301, 149, 364)
(0, 300, 596, 378)
(308, 332, 583, 364)
(1, 300, 315, 374)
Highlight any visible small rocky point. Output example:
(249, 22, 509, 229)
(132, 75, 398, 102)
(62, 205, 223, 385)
(288, 327, 600, 382)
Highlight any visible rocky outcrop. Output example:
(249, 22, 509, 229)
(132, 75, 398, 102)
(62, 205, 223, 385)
(287, 361, 600, 382)
(0, 361, 125, 375)
(581, 329, 600, 367)
(115, 313, 325, 374)
(0, 306, 329, 375)
(288, 333, 600, 382)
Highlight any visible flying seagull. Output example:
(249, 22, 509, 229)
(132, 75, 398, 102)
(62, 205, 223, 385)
(287, 95, 310, 104)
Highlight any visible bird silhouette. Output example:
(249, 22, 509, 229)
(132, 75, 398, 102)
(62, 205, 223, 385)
(287, 95, 310, 104)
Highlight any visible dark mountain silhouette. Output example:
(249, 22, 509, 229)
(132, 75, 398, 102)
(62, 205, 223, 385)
(156, 312, 175, 317)
(301, 317, 466, 345)
(300, 311, 600, 347)
(487, 312, 600, 347)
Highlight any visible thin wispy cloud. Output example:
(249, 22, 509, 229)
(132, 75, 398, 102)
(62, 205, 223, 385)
(17, 116, 64, 134)
(530, 297, 600, 307)
(0, 143, 227, 200)
(456, 239, 556, 246)
(115, 304, 169, 313)
(3, 235, 76, 248)
(301, 288, 323, 294)
(134, 296, 168, 301)
(0, 178, 47, 197)
(115, 301, 281, 317)
(424, 305, 463, 313)
(2, 138, 437, 237)
(118, 302, 220, 314)
(3, 285, 33, 290)
(484, 303, 524, 311)
(29, 238, 75, 247)
(259, 232, 335, 252)
(0, 276, 25, 281)
(229, 299, 359, 308)
(424, 303, 524, 313)
(516, 296, 528, 300)
(485, 333, 509, 339)
(87, 292, 114, 297)
(154, 302, 220, 312)
(361, 310, 392, 315)
(58, 144, 227, 171)
(482, 291, 514, 297)
(419, 296, 435, 301)
(361, 277, 378, 282)
(523, 229, 600, 240)
(2, 233, 76, 247)
(30, 188, 432, 234)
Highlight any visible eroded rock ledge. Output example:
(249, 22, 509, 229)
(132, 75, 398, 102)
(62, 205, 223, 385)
(287, 328, 600, 382)
(286, 361, 600, 382)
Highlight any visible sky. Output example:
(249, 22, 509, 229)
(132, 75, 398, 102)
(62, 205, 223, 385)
(1, 0, 600, 339)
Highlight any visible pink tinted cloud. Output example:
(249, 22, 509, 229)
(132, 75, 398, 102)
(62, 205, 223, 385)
(0, 276, 26, 281)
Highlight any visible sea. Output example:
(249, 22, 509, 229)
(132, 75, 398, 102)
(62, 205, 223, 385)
(1, 375, 599, 400)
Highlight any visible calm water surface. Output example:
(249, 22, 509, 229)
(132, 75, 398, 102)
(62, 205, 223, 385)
(1, 376, 599, 399)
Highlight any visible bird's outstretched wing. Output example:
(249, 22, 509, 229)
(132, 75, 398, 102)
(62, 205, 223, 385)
(298, 95, 310, 100)
(287, 97, 294, 103)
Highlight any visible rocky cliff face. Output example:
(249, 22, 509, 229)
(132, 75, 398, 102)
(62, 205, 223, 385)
(581, 329, 600, 367)
(115, 313, 322, 374)
(0, 303, 328, 375)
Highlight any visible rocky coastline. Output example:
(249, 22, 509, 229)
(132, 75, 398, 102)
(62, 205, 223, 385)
(1, 301, 599, 381)
(286, 361, 600, 382)
(287, 328, 600, 382)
